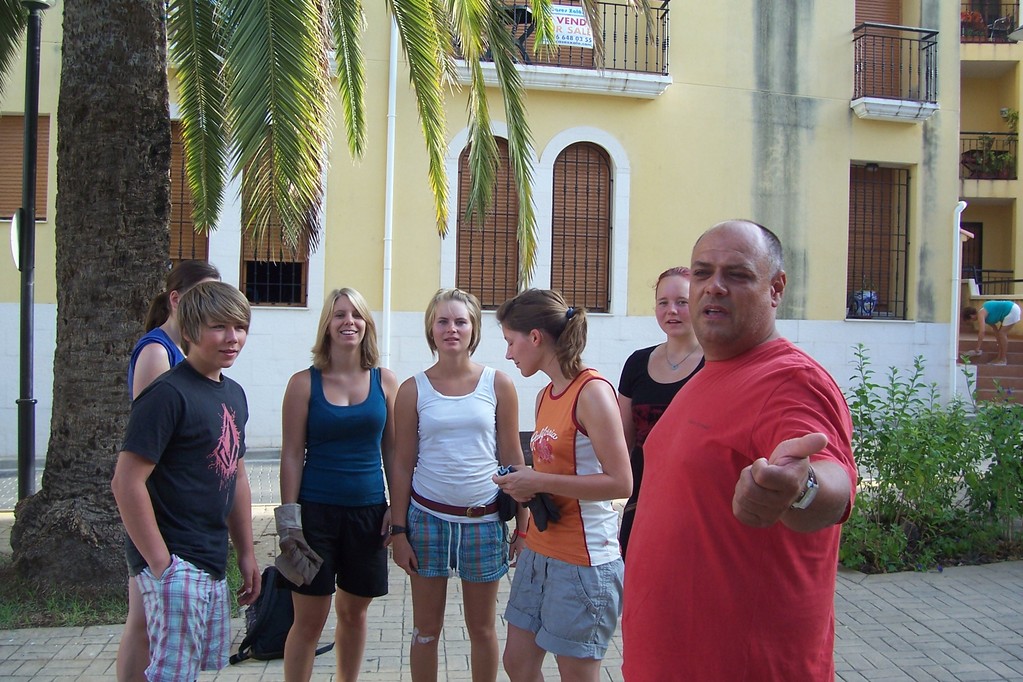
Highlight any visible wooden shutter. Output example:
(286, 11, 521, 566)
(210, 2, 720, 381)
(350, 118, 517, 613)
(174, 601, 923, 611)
(551, 142, 611, 313)
(169, 121, 208, 262)
(0, 115, 49, 220)
(456, 138, 520, 308)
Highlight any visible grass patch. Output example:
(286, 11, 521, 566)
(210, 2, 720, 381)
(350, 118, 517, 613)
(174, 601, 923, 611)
(0, 555, 127, 629)
(0, 545, 245, 629)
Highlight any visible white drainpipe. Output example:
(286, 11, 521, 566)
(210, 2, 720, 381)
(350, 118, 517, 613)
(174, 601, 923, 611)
(951, 200, 968, 398)
(382, 18, 398, 368)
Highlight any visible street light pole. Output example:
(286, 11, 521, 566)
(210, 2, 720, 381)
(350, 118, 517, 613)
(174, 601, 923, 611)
(17, 0, 54, 501)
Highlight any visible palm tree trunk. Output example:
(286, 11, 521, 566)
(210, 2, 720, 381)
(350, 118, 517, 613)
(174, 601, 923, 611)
(11, 0, 171, 595)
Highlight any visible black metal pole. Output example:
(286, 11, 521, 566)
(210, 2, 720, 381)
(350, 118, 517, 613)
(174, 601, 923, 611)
(17, 2, 48, 501)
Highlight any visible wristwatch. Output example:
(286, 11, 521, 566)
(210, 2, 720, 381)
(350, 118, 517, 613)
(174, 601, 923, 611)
(790, 465, 819, 510)
(389, 524, 408, 535)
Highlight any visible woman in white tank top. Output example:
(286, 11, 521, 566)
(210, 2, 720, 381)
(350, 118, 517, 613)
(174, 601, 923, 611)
(389, 288, 528, 682)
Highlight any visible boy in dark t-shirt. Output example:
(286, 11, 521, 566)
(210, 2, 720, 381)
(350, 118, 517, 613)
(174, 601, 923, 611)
(112, 281, 262, 681)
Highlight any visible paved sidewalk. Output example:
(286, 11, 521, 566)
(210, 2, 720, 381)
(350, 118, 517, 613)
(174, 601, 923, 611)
(2, 507, 1023, 679)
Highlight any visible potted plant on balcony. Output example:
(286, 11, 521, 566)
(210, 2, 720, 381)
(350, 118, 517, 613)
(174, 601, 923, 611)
(849, 279, 879, 318)
(961, 10, 987, 41)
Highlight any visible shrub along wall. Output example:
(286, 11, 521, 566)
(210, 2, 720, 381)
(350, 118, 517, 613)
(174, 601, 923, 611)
(840, 344, 1023, 573)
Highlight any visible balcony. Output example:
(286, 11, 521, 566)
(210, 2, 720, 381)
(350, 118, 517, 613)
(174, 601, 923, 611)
(851, 23, 939, 123)
(960, 132, 1018, 180)
(457, 0, 672, 99)
(960, 2, 1018, 43)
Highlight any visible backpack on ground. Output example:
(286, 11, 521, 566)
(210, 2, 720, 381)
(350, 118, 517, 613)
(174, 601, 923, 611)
(229, 565, 335, 663)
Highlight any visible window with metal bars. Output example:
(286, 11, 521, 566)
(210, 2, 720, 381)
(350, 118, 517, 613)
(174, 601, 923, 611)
(0, 114, 49, 220)
(456, 138, 520, 309)
(239, 177, 309, 306)
(847, 164, 909, 319)
(169, 121, 209, 264)
(551, 142, 611, 313)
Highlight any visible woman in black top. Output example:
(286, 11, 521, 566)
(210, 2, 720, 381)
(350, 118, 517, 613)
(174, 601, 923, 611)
(617, 267, 704, 557)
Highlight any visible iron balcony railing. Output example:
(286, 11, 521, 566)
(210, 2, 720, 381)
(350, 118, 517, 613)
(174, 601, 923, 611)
(961, 2, 1019, 43)
(960, 132, 1018, 180)
(962, 267, 1020, 295)
(852, 23, 938, 103)
(471, 0, 670, 75)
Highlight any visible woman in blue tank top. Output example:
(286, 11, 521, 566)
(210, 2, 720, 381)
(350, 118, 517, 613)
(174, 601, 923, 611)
(277, 288, 399, 681)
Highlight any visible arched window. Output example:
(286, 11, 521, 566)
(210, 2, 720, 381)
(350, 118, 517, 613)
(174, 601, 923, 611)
(551, 142, 611, 312)
(456, 138, 520, 308)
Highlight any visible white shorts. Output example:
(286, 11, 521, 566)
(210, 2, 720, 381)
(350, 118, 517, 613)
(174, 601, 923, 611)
(1002, 303, 1021, 327)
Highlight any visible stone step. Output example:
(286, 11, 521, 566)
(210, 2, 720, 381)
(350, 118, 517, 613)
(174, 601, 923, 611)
(957, 333, 1023, 401)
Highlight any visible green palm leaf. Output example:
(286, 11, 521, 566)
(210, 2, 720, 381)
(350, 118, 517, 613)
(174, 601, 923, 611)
(389, 0, 449, 233)
(223, 0, 331, 252)
(484, 0, 536, 284)
(168, 0, 229, 235)
(0, 0, 27, 100)
(326, 0, 367, 158)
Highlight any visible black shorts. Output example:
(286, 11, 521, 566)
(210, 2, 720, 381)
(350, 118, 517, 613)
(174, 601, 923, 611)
(280, 500, 389, 598)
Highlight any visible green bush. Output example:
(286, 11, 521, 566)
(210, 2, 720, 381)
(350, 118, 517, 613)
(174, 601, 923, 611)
(840, 345, 1023, 572)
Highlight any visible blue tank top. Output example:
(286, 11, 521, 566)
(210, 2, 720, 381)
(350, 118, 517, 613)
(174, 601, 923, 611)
(299, 366, 387, 506)
(983, 300, 1015, 325)
(127, 328, 185, 395)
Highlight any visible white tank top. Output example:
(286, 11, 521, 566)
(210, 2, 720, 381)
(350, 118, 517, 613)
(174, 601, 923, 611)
(410, 366, 500, 523)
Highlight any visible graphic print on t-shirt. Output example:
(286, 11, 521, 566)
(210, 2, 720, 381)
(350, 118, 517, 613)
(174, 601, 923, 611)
(530, 426, 558, 464)
(210, 403, 241, 488)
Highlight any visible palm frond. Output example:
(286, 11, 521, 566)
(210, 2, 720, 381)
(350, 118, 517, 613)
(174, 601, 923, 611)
(168, 0, 229, 234)
(389, 0, 449, 234)
(0, 0, 27, 100)
(326, 0, 367, 158)
(461, 60, 498, 224)
(578, 0, 605, 66)
(484, 1, 536, 283)
(223, 0, 331, 252)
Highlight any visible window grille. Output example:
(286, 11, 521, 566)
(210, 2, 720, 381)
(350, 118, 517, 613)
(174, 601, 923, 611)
(551, 142, 611, 313)
(239, 179, 309, 307)
(169, 121, 208, 263)
(0, 115, 49, 220)
(847, 164, 909, 319)
(456, 138, 520, 309)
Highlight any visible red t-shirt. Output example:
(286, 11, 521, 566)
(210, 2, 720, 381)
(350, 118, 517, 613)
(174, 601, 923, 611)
(622, 339, 857, 681)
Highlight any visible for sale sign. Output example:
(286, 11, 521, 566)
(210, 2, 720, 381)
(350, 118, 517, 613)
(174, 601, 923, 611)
(552, 5, 594, 48)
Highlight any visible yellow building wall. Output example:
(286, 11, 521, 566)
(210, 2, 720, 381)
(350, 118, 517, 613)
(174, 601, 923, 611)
(0, 3, 62, 304)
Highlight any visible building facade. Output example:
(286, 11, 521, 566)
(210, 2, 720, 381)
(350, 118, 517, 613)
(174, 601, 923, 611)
(1, 1, 973, 454)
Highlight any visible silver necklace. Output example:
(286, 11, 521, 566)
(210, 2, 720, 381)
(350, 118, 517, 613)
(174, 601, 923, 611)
(665, 345, 697, 371)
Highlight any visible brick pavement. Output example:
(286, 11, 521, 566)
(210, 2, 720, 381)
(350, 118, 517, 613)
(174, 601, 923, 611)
(2, 504, 1022, 680)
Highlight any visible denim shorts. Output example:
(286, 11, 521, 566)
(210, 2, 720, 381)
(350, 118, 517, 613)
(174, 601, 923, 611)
(284, 500, 389, 598)
(504, 548, 624, 659)
(408, 504, 508, 582)
(135, 554, 230, 680)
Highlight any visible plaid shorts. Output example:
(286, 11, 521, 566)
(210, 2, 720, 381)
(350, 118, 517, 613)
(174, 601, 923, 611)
(135, 554, 230, 681)
(408, 504, 508, 582)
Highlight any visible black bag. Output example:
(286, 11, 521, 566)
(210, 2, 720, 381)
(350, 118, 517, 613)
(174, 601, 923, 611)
(497, 489, 518, 522)
(229, 565, 335, 664)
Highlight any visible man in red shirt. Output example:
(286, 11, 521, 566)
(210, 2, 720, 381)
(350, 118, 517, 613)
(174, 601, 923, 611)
(622, 220, 857, 681)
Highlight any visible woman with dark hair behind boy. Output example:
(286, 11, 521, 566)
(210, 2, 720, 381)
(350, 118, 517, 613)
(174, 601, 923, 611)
(126, 260, 221, 398)
(117, 259, 220, 682)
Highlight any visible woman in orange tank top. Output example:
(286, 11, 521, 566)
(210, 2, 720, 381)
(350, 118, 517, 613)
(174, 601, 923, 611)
(495, 289, 632, 681)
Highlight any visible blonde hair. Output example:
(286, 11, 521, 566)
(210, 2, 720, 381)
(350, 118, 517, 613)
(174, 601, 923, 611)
(177, 281, 251, 347)
(311, 288, 379, 370)
(424, 288, 482, 354)
(496, 289, 587, 379)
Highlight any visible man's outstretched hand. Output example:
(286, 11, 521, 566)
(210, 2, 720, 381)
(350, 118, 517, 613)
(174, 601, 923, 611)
(732, 433, 827, 528)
